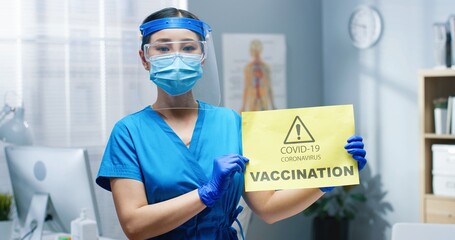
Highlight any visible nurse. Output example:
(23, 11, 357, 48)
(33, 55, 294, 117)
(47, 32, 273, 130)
(96, 7, 367, 240)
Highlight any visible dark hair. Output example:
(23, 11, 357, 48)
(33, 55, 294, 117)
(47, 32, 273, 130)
(140, 7, 200, 50)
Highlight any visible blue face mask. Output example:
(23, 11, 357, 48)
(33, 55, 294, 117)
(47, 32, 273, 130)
(149, 53, 203, 96)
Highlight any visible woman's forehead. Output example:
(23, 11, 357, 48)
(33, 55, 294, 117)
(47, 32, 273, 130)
(150, 28, 199, 42)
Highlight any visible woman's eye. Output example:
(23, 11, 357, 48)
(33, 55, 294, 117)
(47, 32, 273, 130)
(155, 46, 170, 52)
(182, 45, 197, 52)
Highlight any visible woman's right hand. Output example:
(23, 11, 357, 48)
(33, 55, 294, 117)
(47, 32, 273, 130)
(198, 154, 249, 207)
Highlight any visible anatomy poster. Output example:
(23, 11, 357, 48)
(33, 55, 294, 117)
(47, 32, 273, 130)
(222, 34, 287, 112)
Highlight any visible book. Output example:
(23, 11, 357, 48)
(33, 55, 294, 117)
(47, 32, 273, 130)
(434, 97, 448, 134)
(451, 96, 455, 134)
(446, 96, 452, 134)
(447, 95, 455, 134)
(434, 108, 447, 134)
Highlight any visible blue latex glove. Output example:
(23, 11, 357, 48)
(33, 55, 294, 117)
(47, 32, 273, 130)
(198, 154, 249, 207)
(344, 135, 367, 171)
(320, 186, 335, 193)
(320, 135, 367, 193)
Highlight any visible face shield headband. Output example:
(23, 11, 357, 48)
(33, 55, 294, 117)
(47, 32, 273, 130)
(139, 17, 212, 39)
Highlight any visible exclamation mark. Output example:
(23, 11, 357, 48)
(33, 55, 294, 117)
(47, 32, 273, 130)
(296, 124, 301, 140)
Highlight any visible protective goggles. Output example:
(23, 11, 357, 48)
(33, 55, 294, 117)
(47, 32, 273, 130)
(143, 40, 207, 63)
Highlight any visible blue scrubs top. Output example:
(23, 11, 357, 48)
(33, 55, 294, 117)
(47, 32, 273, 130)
(96, 102, 244, 239)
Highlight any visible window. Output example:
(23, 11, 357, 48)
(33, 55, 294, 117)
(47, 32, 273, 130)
(0, 0, 187, 148)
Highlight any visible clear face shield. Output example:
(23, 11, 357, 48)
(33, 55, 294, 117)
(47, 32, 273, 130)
(137, 17, 220, 110)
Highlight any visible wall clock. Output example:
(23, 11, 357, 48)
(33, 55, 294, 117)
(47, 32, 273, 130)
(348, 5, 383, 49)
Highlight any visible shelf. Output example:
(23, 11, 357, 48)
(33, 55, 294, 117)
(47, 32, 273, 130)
(419, 68, 455, 77)
(424, 134, 455, 139)
(425, 194, 455, 201)
(420, 69, 455, 223)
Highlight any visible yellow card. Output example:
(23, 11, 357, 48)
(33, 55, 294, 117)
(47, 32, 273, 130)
(242, 104, 359, 192)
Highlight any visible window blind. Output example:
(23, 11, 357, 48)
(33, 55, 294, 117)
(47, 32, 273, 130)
(0, 0, 187, 148)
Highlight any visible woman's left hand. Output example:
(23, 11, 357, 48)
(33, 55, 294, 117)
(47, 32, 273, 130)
(344, 135, 367, 171)
(320, 135, 367, 193)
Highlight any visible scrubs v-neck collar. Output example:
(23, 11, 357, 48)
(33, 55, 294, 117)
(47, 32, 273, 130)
(147, 103, 205, 156)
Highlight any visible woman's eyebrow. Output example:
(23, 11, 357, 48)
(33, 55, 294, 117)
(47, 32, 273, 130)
(153, 38, 173, 43)
(180, 38, 198, 42)
(153, 38, 199, 43)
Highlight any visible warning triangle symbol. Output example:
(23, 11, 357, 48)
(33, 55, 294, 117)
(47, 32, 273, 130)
(283, 116, 315, 144)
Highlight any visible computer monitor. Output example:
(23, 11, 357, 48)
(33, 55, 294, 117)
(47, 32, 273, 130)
(4, 145, 102, 239)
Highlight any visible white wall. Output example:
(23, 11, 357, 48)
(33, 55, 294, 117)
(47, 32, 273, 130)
(323, 0, 455, 239)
